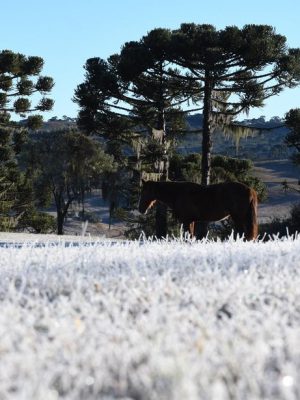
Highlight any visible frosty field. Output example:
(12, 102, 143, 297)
(1, 237, 300, 399)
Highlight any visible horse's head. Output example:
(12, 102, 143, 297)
(138, 180, 157, 214)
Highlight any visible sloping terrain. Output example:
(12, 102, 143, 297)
(253, 160, 300, 223)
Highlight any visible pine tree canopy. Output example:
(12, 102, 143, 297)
(169, 24, 300, 115)
(0, 50, 54, 129)
(74, 23, 300, 190)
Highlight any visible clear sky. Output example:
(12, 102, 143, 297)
(1, 0, 300, 121)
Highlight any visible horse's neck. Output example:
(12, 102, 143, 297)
(155, 183, 177, 207)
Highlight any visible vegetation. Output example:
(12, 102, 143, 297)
(0, 50, 54, 128)
(0, 50, 54, 230)
(169, 153, 267, 201)
(258, 202, 300, 239)
(73, 30, 191, 238)
(167, 24, 300, 183)
(17, 208, 56, 234)
(22, 129, 115, 234)
(285, 108, 300, 167)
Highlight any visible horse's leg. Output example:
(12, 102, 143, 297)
(195, 221, 209, 240)
(182, 221, 194, 239)
(231, 215, 245, 240)
(233, 214, 256, 241)
(243, 217, 257, 241)
(182, 221, 191, 238)
(189, 221, 195, 237)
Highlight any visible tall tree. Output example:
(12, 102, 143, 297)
(75, 25, 300, 239)
(74, 29, 193, 237)
(117, 29, 195, 237)
(169, 24, 300, 186)
(165, 24, 300, 237)
(0, 50, 54, 228)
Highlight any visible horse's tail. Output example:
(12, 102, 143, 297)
(245, 189, 258, 240)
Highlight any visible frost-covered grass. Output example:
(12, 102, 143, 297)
(1, 237, 300, 399)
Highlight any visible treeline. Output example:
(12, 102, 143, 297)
(30, 114, 292, 161)
(1, 23, 300, 237)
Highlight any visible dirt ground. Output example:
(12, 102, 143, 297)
(253, 159, 300, 223)
(42, 190, 127, 239)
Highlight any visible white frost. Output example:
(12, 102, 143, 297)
(0, 237, 300, 399)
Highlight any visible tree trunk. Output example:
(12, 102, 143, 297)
(196, 71, 213, 239)
(155, 118, 168, 238)
(201, 70, 213, 186)
(57, 211, 64, 235)
(55, 192, 73, 236)
(81, 187, 85, 218)
(155, 62, 168, 239)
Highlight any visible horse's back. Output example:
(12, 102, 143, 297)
(214, 181, 255, 208)
(173, 182, 243, 222)
(194, 182, 256, 220)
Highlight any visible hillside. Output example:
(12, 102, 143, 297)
(36, 114, 291, 161)
(253, 160, 300, 223)
(181, 114, 290, 160)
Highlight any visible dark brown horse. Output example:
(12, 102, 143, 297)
(138, 180, 258, 240)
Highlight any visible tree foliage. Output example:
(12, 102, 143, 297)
(74, 30, 194, 237)
(285, 108, 300, 165)
(0, 123, 35, 230)
(74, 24, 300, 238)
(169, 153, 267, 201)
(0, 50, 54, 230)
(17, 208, 56, 234)
(0, 50, 54, 129)
(283, 108, 300, 205)
(168, 23, 300, 185)
(0, 164, 34, 231)
(22, 129, 116, 234)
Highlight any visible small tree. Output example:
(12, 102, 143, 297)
(0, 125, 39, 230)
(282, 108, 300, 201)
(23, 130, 115, 235)
(285, 108, 300, 165)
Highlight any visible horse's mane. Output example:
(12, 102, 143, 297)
(152, 180, 202, 189)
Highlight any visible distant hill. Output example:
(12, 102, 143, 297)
(183, 114, 290, 160)
(41, 116, 77, 130)
(22, 114, 291, 161)
(18, 116, 77, 131)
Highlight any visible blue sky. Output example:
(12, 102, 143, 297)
(1, 0, 300, 120)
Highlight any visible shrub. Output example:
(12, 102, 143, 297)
(17, 210, 56, 233)
(289, 202, 300, 233)
(259, 218, 291, 240)
(78, 211, 101, 223)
